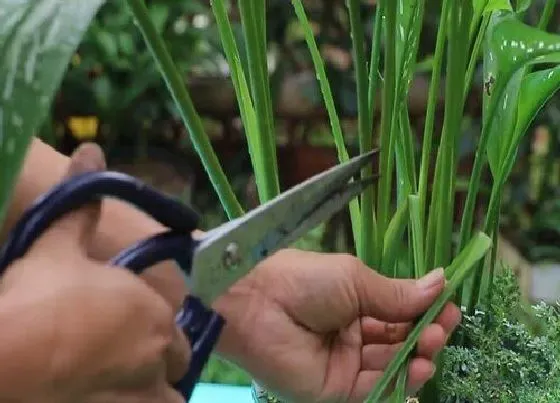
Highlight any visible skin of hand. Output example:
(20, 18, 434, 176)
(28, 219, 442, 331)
(213, 250, 461, 402)
(4, 139, 460, 402)
(0, 145, 189, 403)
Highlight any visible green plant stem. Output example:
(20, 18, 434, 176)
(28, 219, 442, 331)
(395, 108, 417, 200)
(210, 0, 266, 202)
(464, 14, 490, 104)
(538, 0, 556, 30)
(417, 0, 450, 230)
(348, 0, 375, 266)
(409, 194, 425, 278)
(468, 0, 485, 46)
(238, 0, 280, 203)
(367, 6, 383, 133)
(431, 1, 470, 269)
(457, 82, 502, 249)
(394, 0, 424, 201)
(367, 5, 383, 265)
(291, 0, 362, 248)
(458, 81, 504, 311)
(125, 0, 243, 219)
(376, 0, 398, 270)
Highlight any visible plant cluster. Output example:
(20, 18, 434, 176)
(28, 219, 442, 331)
(440, 270, 560, 402)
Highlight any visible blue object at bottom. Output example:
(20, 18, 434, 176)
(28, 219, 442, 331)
(190, 383, 253, 402)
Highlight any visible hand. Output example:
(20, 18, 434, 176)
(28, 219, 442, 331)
(0, 145, 189, 403)
(215, 249, 461, 402)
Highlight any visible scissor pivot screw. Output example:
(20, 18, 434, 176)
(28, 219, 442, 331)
(223, 242, 241, 269)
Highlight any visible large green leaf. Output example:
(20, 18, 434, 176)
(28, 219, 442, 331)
(486, 68, 523, 177)
(501, 66, 560, 179)
(0, 1, 104, 227)
(484, 10, 560, 185)
(458, 9, 560, 251)
(462, 9, 560, 311)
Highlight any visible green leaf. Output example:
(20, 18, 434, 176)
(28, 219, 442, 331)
(348, 0, 375, 266)
(458, 9, 560, 254)
(118, 32, 135, 56)
(290, 0, 361, 249)
(486, 68, 523, 177)
(409, 194, 425, 278)
(514, 67, 560, 150)
(96, 29, 118, 60)
(125, 0, 244, 219)
(365, 232, 493, 402)
(209, 1, 272, 205)
(383, 199, 410, 271)
(0, 0, 105, 227)
(388, 367, 408, 403)
(148, 3, 169, 34)
(237, 0, 280, 203)
(496, 66, 560, 181)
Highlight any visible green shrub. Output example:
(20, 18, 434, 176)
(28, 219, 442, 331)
(440, 270, 560, 403)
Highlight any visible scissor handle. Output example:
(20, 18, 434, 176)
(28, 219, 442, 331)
(110, 231, 226, 401)
(0, 171, 199, 267)
(0, 172, 224, 402)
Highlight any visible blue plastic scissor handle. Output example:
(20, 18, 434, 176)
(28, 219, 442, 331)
(0, 171, 225, 402)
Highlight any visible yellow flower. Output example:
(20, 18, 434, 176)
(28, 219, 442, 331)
(67, 116, 99, 140)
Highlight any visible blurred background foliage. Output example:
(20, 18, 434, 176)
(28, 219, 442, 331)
(43, 0, 560, 262)
(40, 0, 560, 393)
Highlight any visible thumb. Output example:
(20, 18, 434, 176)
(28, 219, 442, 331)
(355, 267, 446, 323)
(33, 143, 106, 252)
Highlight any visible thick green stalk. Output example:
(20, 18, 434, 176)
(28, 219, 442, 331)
(238, 0, 280, 202)
(376, 0, 398, 267)
(394, 110, 415, 202)
(409, 195, 425, 278)
(455, 9, 490, 309)
(348, 0, 375, 266)
(435, 2, 470, 267)
(394, 0, 424, 201)
(126, 0, 243, 219)
(291, 0, 362, 248)
(417, 0, 450, 227)
(421, 12, 472, 377)
(366, 6, 383, 265)
(457, 85, 504, 309)
(367, 6, 383, 132)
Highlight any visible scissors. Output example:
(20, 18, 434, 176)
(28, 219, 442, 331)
(0, 149, 378, 401)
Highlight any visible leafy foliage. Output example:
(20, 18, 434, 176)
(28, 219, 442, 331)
(57, 0, 213, 145)
(0, 0, 105, 228)
(440, 270, 560, 402)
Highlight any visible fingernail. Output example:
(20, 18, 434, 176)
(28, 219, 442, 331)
(429, 365, 436, 379)
(417, 268, 444, 291)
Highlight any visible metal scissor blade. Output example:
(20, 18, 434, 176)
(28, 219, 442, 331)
(189, 150, 378, 306)
(276, 176, 378, 248)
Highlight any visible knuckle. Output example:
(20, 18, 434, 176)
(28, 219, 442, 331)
(335, 253, 364, 274)
(390, 281, 409, 317)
